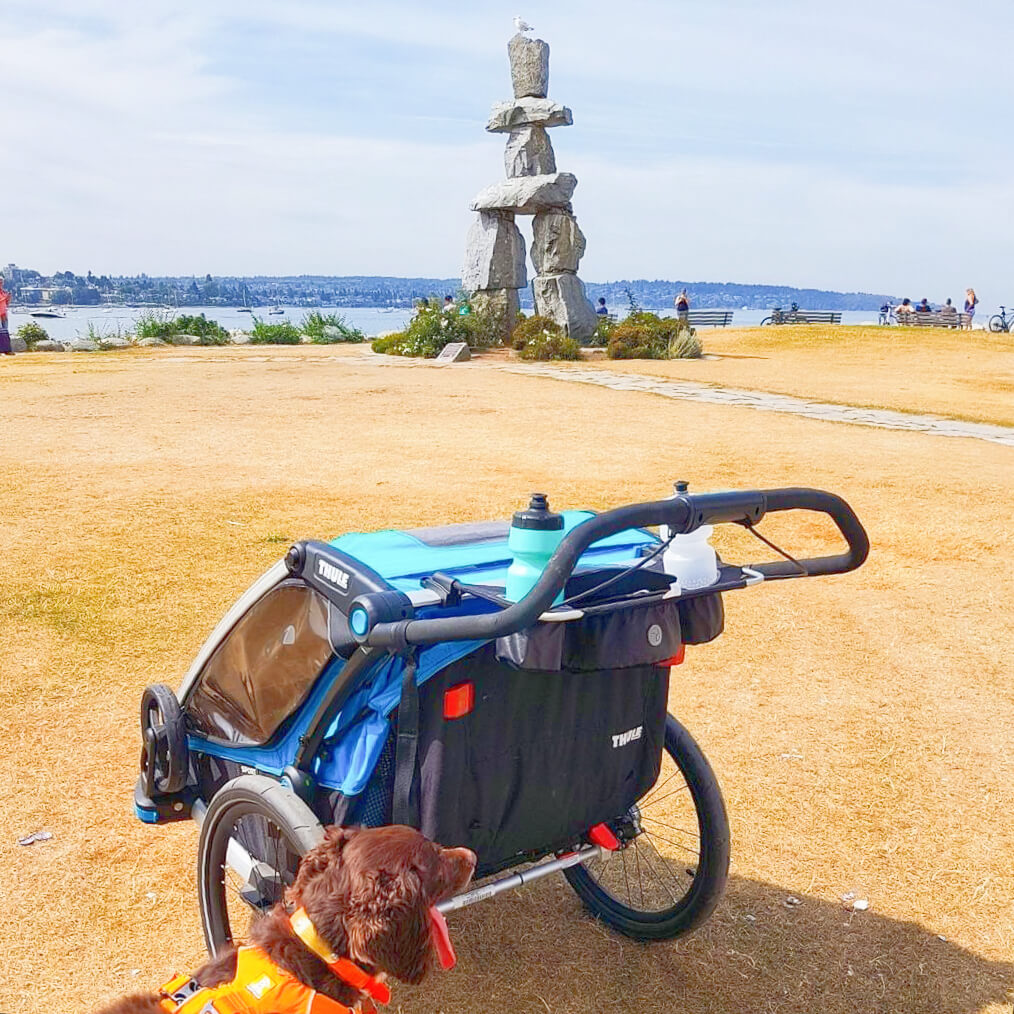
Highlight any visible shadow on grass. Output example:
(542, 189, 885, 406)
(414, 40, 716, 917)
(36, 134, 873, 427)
(396, 873, 1012, 1014)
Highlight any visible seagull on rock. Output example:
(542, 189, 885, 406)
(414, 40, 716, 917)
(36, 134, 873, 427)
(513, 16, 533, 33)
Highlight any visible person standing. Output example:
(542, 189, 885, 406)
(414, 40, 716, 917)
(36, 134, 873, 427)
(963, 288, 978, 329)
(0, 275, 13, 355)
(674, 288, 690, 321)
(595, 297, 608, 316)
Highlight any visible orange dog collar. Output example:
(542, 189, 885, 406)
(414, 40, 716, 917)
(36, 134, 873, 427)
(290, 907, 392, 1006)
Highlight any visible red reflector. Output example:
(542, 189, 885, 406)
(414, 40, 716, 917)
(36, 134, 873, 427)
(656, 643, 686, 667)
(588, 823, 620, 851)
(443, 681, 474, 719)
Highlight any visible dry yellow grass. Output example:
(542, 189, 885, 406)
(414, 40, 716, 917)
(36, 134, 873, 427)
(586, 324, 1014, 427)
(1, 346, 1011, 1014)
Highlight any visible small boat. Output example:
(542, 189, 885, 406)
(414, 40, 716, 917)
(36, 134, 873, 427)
(268, 306, 285, 315)
(30, 309, 67, 319)
(237, 307, 254, 313)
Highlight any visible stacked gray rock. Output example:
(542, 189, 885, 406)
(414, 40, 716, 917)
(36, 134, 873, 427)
(462, 33, 597, 341)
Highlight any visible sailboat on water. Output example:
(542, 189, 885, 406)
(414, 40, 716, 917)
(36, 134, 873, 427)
(237, 285, 253, 313)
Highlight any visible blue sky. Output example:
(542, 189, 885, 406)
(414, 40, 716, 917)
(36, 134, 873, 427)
(5, 0, 1013, 305)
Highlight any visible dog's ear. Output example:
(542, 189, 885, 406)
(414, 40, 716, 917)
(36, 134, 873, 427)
(286, 825, 358, 905)
(346, 868, 432, 984)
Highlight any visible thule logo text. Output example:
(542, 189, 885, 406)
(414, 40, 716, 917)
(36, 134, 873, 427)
(612, 725, 643, 749)
(316, 559, 350, 591)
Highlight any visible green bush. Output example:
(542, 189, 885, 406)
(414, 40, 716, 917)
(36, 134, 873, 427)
(606, 312, 702, 360)
(135, 311, 230, 345)
(371, 299, 474, 358)
(175, 314, 230, 345)
(135, 310, 178, 341)
(250, 318, 303, 345)
(518, 330, 581, 361)
(587, 315, 614, 347)
(16, 321, 49, 348)
(301, 311, 366, 344)
(509, 315, 580, 360)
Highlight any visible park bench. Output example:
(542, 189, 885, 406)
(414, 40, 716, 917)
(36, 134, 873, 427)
(897, 311, 969, 328)
(684, 310, 733, 327)
(762, 309, 843, 325)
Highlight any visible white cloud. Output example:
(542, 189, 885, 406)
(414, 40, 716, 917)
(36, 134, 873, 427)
(4, 0, 1013, 311)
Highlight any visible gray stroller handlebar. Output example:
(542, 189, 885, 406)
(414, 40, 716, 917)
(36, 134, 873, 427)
(361, 487, 868, 649)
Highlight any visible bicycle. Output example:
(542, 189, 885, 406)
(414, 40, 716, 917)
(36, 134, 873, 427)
(760, 303, 801, 325)
(987, 306, 1012, 332)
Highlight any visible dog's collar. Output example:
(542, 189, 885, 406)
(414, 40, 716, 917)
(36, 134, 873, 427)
(289, 907, 392, 1006)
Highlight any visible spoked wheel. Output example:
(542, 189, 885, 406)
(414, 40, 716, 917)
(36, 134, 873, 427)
(197, 775, 324, 954)
(988, 315, 1007, 332)
(564, 714, 730, 940)
(760, 316, 773, 326)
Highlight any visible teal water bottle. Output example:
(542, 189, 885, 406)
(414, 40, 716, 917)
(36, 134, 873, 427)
(505, 493, 565, 604)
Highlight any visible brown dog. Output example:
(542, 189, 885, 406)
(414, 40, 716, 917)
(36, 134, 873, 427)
(95, 825, 476, 1013)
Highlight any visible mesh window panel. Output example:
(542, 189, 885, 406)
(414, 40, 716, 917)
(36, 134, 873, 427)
(187, 582, 332, 745)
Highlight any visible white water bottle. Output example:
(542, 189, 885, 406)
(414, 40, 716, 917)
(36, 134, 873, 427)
(661, 480, 720, 590)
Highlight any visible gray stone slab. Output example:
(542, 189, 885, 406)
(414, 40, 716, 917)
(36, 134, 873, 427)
(462, 212, 527, 290)
(532, 210, 586, 274)
(505, 126, 556, 177)
(508, 34, 549, 98)
(487, 97, 572, 133)
(532, 272, 598, 342)
(471, 173, 576, 215)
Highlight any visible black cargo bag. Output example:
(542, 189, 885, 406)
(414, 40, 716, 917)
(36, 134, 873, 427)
(410, 642, 671, 875)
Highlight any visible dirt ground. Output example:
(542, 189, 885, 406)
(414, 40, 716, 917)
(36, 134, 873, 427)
(1, 346, 1011, 1014)
(586, 324, 1014, 427)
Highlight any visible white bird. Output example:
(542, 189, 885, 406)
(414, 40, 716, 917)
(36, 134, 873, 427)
(513, 16, 533, 33)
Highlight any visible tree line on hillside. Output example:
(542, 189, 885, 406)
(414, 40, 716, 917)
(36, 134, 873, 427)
(1, 265, 894, 310)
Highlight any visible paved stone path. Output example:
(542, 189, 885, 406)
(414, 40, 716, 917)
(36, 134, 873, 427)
(147, 348, 1014, 448)
(497, 363, 1014, 448)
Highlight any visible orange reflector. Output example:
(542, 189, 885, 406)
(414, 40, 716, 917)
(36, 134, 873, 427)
(589, 823, 620, 851)
(656, 643, 686, 667)
(443, 681, 474, 719)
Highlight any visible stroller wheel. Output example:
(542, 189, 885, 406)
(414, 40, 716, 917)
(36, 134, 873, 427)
(197, 775, 324, 955)
(139, 684, 188, 795)
(564, 713, 730, 940)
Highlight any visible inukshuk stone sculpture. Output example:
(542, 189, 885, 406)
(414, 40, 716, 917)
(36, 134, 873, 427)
(462, 33, 598, 341)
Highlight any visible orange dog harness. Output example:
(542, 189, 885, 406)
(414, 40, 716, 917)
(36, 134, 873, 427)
(158, 943, 379, 1014)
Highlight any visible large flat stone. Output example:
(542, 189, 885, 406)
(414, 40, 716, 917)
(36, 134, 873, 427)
(532, 273, 598, 342)
(504, 125, 556, 177)
(487, 97, 572, 133)
(471, 172, 577, 215)
(462, 212, 527, 290)
(532, 210, 586, 274)
(508, 34, 549, 98)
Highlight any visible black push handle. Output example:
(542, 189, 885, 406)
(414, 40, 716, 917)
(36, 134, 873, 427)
(364, 487, 867, 649)
(749, 488, 869, 579)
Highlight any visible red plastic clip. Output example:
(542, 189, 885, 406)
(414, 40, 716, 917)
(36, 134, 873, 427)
(588, 823, 620, 851)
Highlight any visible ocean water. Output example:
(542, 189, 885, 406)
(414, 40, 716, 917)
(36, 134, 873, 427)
(6, 304, 891, 343)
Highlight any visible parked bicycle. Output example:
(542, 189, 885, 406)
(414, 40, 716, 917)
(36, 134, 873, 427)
(987, 306, 1012, 332)
(760, 303, 800, 325)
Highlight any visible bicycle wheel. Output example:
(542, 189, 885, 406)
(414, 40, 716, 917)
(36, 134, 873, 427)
(988, 315, 1006, 332)
(564, 714, 730, 940)
(197, 775, 324, 954)
(760, 316, 773, 326)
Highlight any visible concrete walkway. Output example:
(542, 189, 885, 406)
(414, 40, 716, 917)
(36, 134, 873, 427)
(498, 363, 1014, 448)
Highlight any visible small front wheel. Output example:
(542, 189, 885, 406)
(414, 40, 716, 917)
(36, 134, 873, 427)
(564, 714, 730, 940)
(760, 316, 773, 326)
(197, 775, 324, 954)
(988, 315, 1007, 333)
